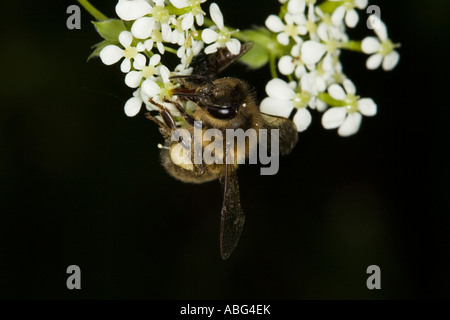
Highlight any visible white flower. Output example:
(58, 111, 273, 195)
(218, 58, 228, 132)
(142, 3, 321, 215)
(125, 54, 161, 88)
(170, 0, 207, 29)
(287, 0, 306, 16)
(123, 86, 166, 117)
(278, 43, 311, 78)
(301, 39, 323, 65)
(130, 0, 172, 40)
(329, 0, 368, 28)
(260, 78, 316, 132)
(116, 0, 152, 21)
(177, 36, 204, 66)
(99, 31, 146, 73)
(201, 3, 241, 54)
(265, 13, 307, 46)
(148, 28, 169, 54)
(301, 23, 342, 71)
(361, 14, 400, 71)
(141, 65, 178, 105)
(124, 88, 145, 117)
(321, 79, 377, 136)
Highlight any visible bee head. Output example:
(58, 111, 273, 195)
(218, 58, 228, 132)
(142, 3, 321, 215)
(195, 77, 250, 119)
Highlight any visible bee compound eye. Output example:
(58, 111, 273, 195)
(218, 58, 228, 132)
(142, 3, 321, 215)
(207, 106, 237, 119)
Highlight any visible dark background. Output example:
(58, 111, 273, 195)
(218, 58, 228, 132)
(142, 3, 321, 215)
(0, 0, 448, 299)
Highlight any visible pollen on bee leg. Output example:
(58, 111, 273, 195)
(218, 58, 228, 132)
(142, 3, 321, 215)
(169, 144, 194, 171)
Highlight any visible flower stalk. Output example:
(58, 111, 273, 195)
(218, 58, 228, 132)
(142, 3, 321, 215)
(77, 0, 107, 21)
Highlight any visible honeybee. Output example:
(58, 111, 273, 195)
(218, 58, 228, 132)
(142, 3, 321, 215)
(146, 43, 298, 259)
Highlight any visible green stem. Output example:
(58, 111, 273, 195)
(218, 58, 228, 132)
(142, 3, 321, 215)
(318, 93, 347, 107)
(340, 40, 363, 52)
(164, 46, 178, 55)
(77, 0, 108, 21)
(287, 73, 294, 83)
(319, 1, 344, 14)
(203, 17, 214, 28)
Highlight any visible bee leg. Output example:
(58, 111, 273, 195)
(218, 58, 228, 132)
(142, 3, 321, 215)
(161, 97, 205, 174)
(162, 97, 195, 127)
(148, 98, 190, 150)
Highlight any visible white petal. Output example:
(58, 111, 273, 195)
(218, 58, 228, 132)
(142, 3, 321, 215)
(265, 15, 285, 33)
(322, 107, 347, 129)
(322, 53, 333, 72)
(315, 76, 326, 93)
(201, 28, 218, 44)
(290, 44, 301, 57)
(301, 41, 326, 65)
(382, 51, 400, 71)
(131, 17, 154, 39)
(181, 13, 194, 30)
(260, 97, 294, 118)
(355, 0, 368, 9)
(116, 0, 152, 21)
(150, 54, 161, 66)
(133, 53, 146, 70)
(156, 42, 165, 54)
(171, 30, 184, 45)
(161, 23, 172, 42)
(316, 99, 327, 112)
(265, 78, 295, 100)
(343, 79, 356, 95)
(204, 42, 219, 54)
(209, 3, 224, 30)
(124, 96, 143, 117)
(331, 6, 346, 26)
(196, 13, 204, 26)
(288, 0, 305, 15)
(328, 84, 346, 101)
(294, 65, 306, 79)
(125, 71, 143, 88)
(366, 53, 383, 70)
(293, 108, 312, 132)
(119, 31, 133, 47)
(300, 72, 314, 93)
(120, 58, 131, 73)
(358, 98, 377, 116)
(345, 9, 359, 28)
(136, 42, 145, 52)
(99, 45, 123, 65)
(160, 65, 170, 83)
(369, 14, 388, 41)
(141, 79, 161, 97)
(277, 33, 290, 46)
(338, 112, 362, 137)
(170, 0, 189, 9)
(144, 39, 154, 51)
(225, 39, 241, 55)
(361, 37, 380, 54)
(317, 23, 329, 42)
(278, 56, 295, 75)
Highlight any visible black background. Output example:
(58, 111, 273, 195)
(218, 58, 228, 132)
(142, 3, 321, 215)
(0, 0, 449, 299)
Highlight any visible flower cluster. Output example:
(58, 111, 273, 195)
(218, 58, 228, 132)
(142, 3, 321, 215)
(80, 0, 399, 137)
(255, 0, 400, 136)
(93, 0, 241, 118)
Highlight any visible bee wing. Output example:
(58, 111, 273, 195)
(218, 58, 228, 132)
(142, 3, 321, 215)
(193, 42, 254, 79)
(219, 145, 245, 260)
